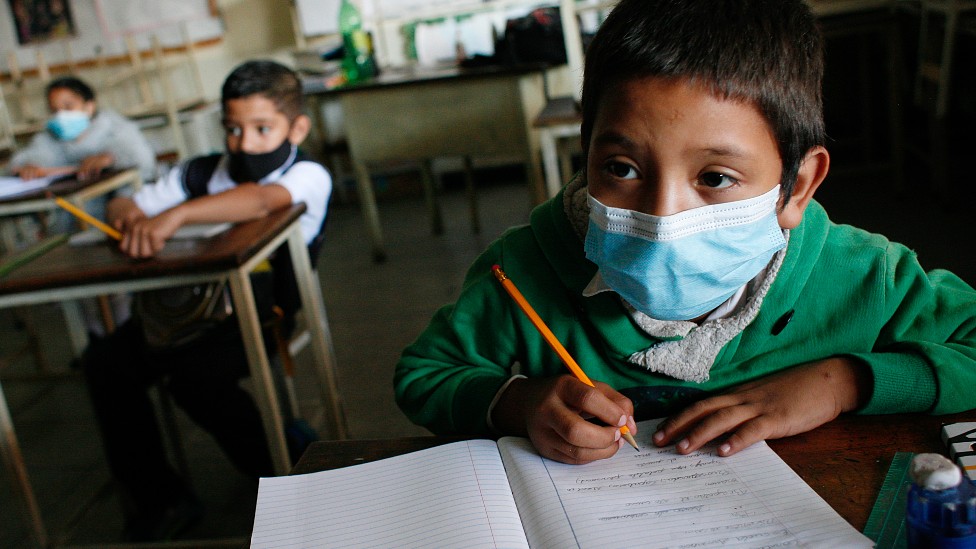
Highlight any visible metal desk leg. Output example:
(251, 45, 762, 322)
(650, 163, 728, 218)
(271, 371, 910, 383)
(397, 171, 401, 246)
(227, 270, 290, 476)
(539, 126, 562, 198)
(0, 380, 48, 548)
(419, 159, 444, 236)
(352, 161, 386, 263)
(286, 229, 348, 440)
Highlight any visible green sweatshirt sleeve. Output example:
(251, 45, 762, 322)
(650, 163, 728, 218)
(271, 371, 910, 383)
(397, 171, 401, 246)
(394, 241, 519, 436)
(857, 242, 976, 414)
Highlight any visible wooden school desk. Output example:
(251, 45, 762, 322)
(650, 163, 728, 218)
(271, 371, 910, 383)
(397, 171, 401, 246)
(292, 410, 976, 533)
(0, 168, 144, 354)
(0, 204, 347, 547)
(0, 168, 143, 250)
(303, 64, 548, 262)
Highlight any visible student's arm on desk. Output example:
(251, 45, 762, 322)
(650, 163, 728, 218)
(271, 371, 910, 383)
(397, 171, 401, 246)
(108, 183, 292, 258)
(12, 164, 76, 180)
(653, 357, 872, 457)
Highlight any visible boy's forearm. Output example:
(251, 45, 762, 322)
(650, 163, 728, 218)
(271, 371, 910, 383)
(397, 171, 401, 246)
(169, 183, 292, 225)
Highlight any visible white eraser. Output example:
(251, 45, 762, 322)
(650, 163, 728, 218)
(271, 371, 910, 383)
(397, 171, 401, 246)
(911, 453, 963, 490)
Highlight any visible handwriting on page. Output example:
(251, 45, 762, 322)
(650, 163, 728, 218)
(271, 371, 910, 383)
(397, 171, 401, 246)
(548, 444, 801, 548)
(497, 428, 872, 549)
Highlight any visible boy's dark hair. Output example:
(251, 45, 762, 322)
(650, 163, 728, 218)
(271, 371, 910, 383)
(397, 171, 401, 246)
(47, 76, 95, 102)
(221, 60, 304, 120)
(580, 0, 825, 202)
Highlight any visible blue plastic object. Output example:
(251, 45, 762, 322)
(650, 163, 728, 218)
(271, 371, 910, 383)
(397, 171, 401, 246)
(906, 475, 976, 548)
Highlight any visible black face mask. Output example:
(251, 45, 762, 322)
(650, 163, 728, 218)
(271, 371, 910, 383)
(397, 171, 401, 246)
(227, 140, 293, 183)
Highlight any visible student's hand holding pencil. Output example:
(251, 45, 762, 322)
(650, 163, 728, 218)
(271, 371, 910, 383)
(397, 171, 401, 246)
(106, 196, 181, 258)
(491, 375, 638, 465)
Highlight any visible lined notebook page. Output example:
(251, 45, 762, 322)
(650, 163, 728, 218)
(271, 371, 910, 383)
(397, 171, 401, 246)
(250, 439, 529, 549)
(499, 419, 873, 548)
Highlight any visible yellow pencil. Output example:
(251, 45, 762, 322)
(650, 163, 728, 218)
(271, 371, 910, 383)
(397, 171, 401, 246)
(50, 194, 122, 241)
(491, 264, 639, 451)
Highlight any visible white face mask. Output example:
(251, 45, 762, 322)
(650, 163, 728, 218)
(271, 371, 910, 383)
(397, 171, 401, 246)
(583, 186, 787, 320)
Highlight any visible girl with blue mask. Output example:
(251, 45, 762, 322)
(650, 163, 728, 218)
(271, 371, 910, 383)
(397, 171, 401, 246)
(9, 76, 156, 184)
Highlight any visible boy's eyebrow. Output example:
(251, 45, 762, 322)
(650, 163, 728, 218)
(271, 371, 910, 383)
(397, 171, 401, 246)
(702, 145, 753, 159)
(592, 132, 755, 161)
(591, 131, 637, 150)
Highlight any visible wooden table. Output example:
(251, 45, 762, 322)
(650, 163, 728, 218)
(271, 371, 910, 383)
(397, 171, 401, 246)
(0, 169, 145, 363)
(0, 169, 143, 251)
(303, 64, 549, 262)
(293, 410, 976, 533)
(0, 204, 347, 548)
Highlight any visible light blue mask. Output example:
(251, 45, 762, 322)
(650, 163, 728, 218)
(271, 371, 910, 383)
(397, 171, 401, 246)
(46, 110, 91, 141)
(583, 186, 787, 321)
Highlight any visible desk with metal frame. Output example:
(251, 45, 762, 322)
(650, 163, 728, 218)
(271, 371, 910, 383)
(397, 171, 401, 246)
(0, 204, 347, 547)
(0, 168, 145, 360)
(303, 64, 549, 262)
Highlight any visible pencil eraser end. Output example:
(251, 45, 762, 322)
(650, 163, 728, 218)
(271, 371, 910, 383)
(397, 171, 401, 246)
(492, 264, 500, 271)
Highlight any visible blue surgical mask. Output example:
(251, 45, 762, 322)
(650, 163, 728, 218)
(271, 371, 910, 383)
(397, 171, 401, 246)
(46, 110, 91, 141)
(583, 186, 787, 321)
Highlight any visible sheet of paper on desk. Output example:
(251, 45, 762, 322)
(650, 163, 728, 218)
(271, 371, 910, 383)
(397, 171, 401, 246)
(0, 175, 60, 199)
(249, 419, 873, 548)
(69, 222, 232, 245)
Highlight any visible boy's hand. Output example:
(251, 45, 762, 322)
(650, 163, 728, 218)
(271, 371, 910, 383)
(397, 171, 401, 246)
(493, 375, 637, 465)
(652, 357, 871, 456)
(118, 208, 184, 258)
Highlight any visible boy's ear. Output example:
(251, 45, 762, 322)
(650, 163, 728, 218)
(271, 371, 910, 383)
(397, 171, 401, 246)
(288, 114, 312, 145)
(777, 146, 829, 229)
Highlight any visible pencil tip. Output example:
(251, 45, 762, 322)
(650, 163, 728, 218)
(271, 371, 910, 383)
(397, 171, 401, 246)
(622, 432, 640, 451)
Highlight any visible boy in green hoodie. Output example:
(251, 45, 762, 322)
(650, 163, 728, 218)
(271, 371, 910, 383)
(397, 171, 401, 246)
(395, 0, 976, 465)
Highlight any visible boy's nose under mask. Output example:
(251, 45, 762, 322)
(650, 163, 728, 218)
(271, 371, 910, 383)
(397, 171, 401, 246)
(583, 186, 786, 321)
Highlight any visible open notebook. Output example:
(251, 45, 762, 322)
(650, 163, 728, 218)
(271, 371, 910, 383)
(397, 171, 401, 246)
(0, 175, 62, 199)
(250, 419, 872, 548)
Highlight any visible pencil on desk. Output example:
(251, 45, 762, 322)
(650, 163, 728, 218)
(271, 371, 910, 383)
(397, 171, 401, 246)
(491, 264, 640, 451)
(49, 194, 122, 241)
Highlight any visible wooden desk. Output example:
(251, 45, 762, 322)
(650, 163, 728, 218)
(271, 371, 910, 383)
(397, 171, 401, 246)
(0, 204, 347, 547)
(0, 169, 145, 355)
(292, 411, 976, 533)
(303, 64, 548, 262)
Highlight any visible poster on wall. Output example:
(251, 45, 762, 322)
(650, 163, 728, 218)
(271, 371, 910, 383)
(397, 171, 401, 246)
(8, 0, 76, 45)
(93, 0, 214, 37)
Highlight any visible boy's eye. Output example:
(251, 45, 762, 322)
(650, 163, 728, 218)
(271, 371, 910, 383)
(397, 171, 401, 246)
(258, 126, 272, 135)
(225, 126, 242, 137)
(605, 161, 639, 180)
(700, 172, 738, 189)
